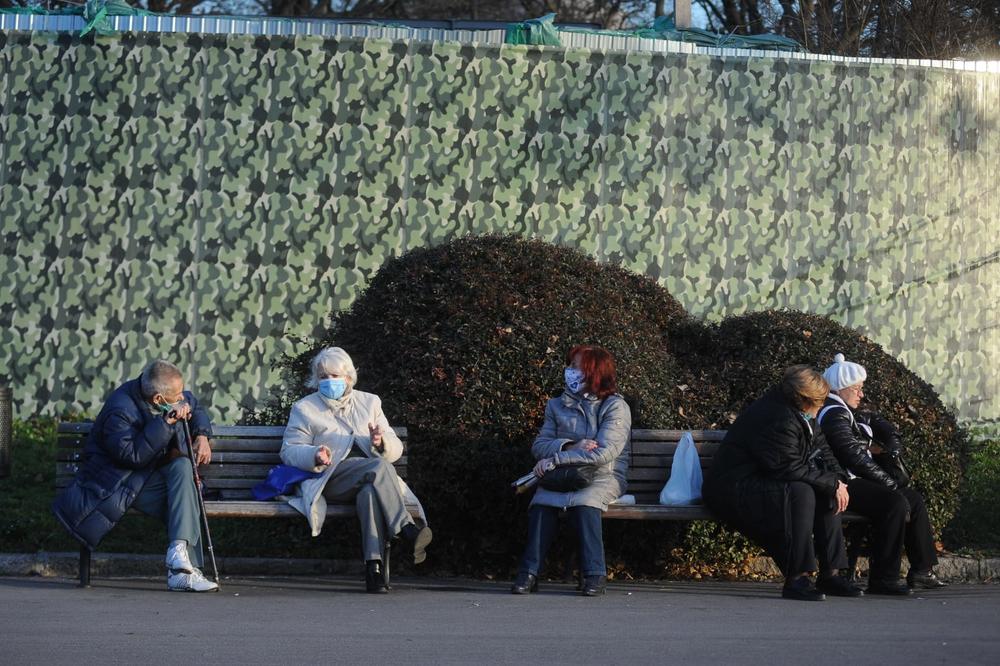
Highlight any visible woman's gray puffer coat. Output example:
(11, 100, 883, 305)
(530, 391, 631, 511)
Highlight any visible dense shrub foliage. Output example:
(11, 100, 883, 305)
(709, 310, 967, 536)
(945, 427, 1000, 551)
(251, 235, 968, 577)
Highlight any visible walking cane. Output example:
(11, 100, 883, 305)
(178, 415, 222, 586)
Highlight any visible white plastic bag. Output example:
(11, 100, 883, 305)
(659, 432, 703, 505)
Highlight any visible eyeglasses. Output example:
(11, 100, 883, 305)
(845, 386, 865, 396)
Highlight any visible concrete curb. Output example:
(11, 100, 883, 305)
(1, 551, 996, 582)
(746, 553, 998, 582)
(0, 552, 362, 578)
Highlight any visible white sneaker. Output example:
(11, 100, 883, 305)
(165, 541, 194, 574)
(167, 568, 219, 593)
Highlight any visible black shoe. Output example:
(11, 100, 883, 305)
(907, 570, 948, 590)
(581, 575, 607, 597)
(511, 572, 538, 595)
(817, 574, 864, 598)
(867, 578, 913, 596)
(781, 576, 825, 601)
(399, 523, 433, 565)
(365, 560, 388, 594)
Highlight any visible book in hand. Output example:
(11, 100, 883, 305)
(511, 471, 539, 494)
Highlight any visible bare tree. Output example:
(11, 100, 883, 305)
(259, 0, 654, 28)
(695, 0, 1000, 57)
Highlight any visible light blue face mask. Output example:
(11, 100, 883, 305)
(319, 378, 348, 400)
(800, 411, 814, 421)
(564, 367, 585, 394)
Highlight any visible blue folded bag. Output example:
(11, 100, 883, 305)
(252, 464, 323, 501)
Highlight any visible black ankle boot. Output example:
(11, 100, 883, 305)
(511, 572, 538, 595)
(581, 575, 607, 597)
(867, 578, 913, 596)
(907, 570, 948, 589)
(782, 576, 825, 601)
(365, 560, 388, 594)
(399, 523, 433, 565)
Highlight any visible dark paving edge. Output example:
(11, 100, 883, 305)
(1, 552, 997, 583)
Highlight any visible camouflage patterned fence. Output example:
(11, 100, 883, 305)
(1, 31, 997, 422)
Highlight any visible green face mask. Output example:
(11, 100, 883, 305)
(157, 397, 184, 415)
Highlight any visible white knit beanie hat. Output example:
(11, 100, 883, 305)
(822, 353, 867, 391)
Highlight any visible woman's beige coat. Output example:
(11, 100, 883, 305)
(280, 390, 426, 535)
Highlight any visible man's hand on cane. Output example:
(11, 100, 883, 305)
(164, 403, 192, 425)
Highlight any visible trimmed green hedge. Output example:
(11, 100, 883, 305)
(251, 235, 968, 577)
(709, 310, 966, 538)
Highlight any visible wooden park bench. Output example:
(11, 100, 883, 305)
(56, 423, 420, 587)
(57, 424, 868, 586)
(606, 429, 870, 579)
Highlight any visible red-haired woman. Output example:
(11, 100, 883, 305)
(511, 345, 631, 597)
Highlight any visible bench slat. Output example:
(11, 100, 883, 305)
(57, 423, 408, 439)
(630, 442, 721, 456)
(55, 451, 283, 464)
(627, 467, 712, 481)
(200, 440, 283, 452)
(57, 467, 409, 486)
(630, 429, 727, 441)
(629, 455, 712, 470)
(55, 462, 279, 479)
(606, 505, 713, 520)
(202, 500, 420, 519)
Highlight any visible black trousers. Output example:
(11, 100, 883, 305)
(761, 481, 848, 577)
(846, 478, 938, 582)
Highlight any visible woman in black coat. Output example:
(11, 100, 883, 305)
(819, 353, 946, 595)
(703, 365, 862, 601)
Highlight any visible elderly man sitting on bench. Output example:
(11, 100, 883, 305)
(52, 360, 218, 592)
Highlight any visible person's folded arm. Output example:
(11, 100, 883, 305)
(280, 404, 326, 472)
(531, 401, 574, 460)
(552, 398, 631, 467)
(185, 391, 213, 439)
(821, 410, 896, 488)
(748, 420, 839, 495)
(100, 411, 173, 469)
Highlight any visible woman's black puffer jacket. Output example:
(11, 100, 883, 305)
(818, 397, 898, 489)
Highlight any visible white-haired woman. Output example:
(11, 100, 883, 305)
(280, 347, 431, 593)
(819, 353, 945, 595)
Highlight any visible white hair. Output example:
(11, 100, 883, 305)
(306, 347, 357, 389)
(140, 360, 183, 398)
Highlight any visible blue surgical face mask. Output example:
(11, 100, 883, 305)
(319, 378, 348, 400)
(800, 411, 814, 421)
(564, 367, 585, 394)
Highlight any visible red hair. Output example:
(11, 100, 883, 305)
(566, 345, 618, 399)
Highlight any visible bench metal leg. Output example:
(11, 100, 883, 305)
(78, 546, 91, 588)
(845, 523, 868, 583)
(382, 542, 392, 590)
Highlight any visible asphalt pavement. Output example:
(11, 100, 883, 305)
(2, 575, 998, 665)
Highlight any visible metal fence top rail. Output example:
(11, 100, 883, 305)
(1, 12, 999, 73)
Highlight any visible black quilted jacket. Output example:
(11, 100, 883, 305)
(703, 387, 845, 538)
(818, 397, 897, 489)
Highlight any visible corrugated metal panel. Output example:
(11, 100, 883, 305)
(0, 13, 506, 44)
(2, 13, 998, 72)
(559, 30, 694, 55)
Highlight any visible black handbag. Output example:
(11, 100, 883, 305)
(538, 465, 596, 492)
(874, 451, 911, 488)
